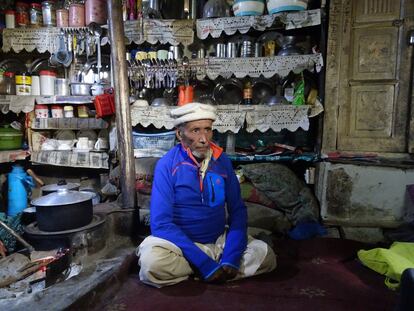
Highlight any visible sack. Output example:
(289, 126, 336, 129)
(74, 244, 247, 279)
(357, 242, 414, 290)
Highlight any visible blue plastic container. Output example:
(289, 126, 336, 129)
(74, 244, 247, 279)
(7, 165, 35, 217)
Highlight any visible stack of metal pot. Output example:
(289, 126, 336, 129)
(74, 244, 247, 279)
(31, 180, 95, 232)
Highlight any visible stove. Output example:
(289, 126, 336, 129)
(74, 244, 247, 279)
(23, 213, 107, 254)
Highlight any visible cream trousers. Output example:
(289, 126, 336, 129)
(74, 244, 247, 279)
(137, 234, 277, 288)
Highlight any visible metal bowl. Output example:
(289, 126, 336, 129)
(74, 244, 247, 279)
(70, 83, 93, 96)
(213, 78, 243, 105)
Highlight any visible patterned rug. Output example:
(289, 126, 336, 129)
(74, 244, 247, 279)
(95, 238, 398, 311)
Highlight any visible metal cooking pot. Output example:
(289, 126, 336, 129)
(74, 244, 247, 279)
(41, 180, 80, 196)
(31, 189, 94, 232)
(70, 83, 93, 96)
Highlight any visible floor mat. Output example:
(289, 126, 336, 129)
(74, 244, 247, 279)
(95, 238, 398, 311)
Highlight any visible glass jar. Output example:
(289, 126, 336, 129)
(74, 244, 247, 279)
(0, 72, 16, 95)
(85, 0, 107, 25)
(16, 2, 30, 27)
(56, 8, 68, 27)
(29, 3, 43, 27)
(15, 72, 32, 96)
(42, 0, 56, 27)
(69, 3, 85, 27)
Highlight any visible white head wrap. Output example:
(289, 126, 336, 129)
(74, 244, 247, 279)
(170, 102, 217, 127)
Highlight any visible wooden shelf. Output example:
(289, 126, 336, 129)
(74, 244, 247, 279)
(31, 150, 109, 169)
(31, 118, 108, 130)
(0, 150, 30, 164)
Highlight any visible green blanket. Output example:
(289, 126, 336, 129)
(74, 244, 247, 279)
(358, 242, 414, 290)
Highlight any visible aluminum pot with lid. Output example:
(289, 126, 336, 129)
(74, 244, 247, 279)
(41, 179, 80, 195)
(31, 189, 94, 232)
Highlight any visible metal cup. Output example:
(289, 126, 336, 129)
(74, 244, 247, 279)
(55, 78, 70, 96)
(227, 42, 237, 58)
(169, 46, 183, 60)
(215, 43, 226, 58)
(240, 40, 254, 57)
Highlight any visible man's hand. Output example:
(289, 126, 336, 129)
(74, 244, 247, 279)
(222, 265, 238, 280)
(0, 241, 6, 258)
(205, 267, 227, 283)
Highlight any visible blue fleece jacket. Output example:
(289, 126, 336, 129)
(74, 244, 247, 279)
(150, 143, 247, 279)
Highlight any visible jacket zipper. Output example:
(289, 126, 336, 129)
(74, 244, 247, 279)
(209, 176, 215, 202)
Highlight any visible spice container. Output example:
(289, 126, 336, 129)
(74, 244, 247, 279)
(85, 0, 108, 25)
(51, 105, 63, 118)
(69, 3, 85, 27)
(56, 9, 68, 27)
(64, 105, 74, 118)
(35, 104, 49, 118)
(39, 70, 56, 96)
(77, 105, 89, 118)
(31, 75, 40, 95)
(5, 10, 16, 28)
(42, 0, 56, 26)
(29, 3, 43, 27)
(16, 2, 29, 27)
(15, 72, 32, 95)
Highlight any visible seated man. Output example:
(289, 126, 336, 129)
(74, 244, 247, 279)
(137, 103, 276, 287)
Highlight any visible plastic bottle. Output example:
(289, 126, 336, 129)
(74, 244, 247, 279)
(7, 165, 35, 217)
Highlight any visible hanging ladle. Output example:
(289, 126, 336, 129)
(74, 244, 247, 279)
(89, 23, 104, 95)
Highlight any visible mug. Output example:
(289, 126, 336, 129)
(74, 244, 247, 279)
(147, 51, 157, 60)
(76, 137, 90, 150)
(94, 138, 109, 150)
(157, 49, 169, 60)
(135, 51, 148, 61)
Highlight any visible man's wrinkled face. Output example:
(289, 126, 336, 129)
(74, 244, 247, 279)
(176, 119, 213, 159)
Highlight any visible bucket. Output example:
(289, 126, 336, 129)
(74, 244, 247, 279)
(7, 165, 35, 217)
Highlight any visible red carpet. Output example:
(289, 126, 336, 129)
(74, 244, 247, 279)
(95, 238, 397, 311)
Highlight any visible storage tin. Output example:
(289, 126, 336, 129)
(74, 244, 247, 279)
(56, 9, 68, 27)
(51, 105, 64, 118)
(15, 73, 32, 95)
(85, 0, 107, 25)
(69, 4, 85, 27)
(35, 104, 49, 118)
(40, 70, 56, 96)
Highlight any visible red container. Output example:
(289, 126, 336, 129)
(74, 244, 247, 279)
(16, 2, 30, 27)
(94, 94, 115, 118)
(85, 0, 107, 25)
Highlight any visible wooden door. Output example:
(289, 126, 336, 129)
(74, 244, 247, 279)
(323, 0, 414, 153)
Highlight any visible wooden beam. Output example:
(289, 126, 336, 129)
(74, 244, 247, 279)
(107, 0, 136, 208)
